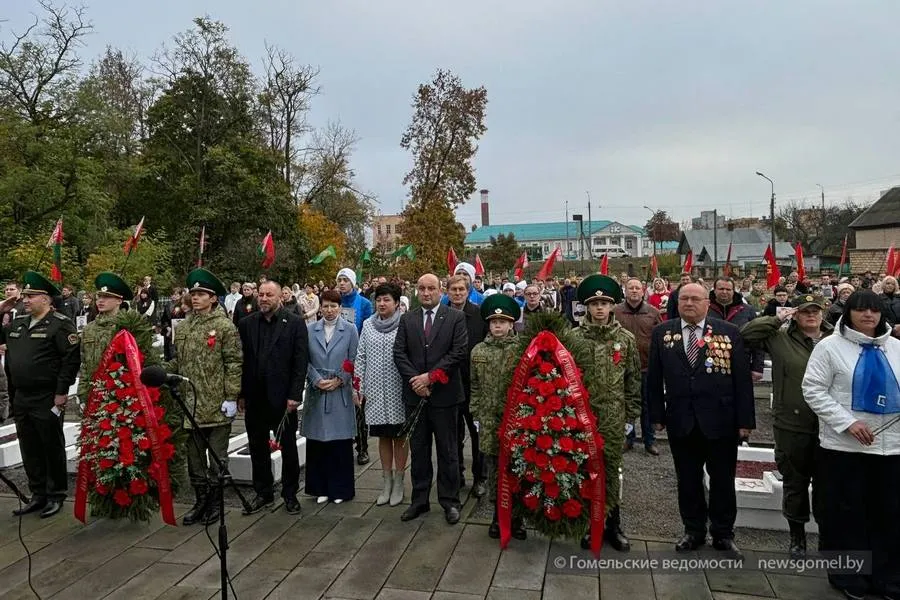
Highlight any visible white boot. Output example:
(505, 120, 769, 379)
(390, 470, 405, 506)
(377, 470, 393, 506)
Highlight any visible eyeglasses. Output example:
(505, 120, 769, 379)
(525, 292, 540, 296)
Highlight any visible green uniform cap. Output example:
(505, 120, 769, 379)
(21, 270, 60, 297)
(480, 293, 521, 322)
(186, 267, 226, 297)
(95, 272, 133, 300)
(576, 274, 623, 305)
(791, 294, 826, 310)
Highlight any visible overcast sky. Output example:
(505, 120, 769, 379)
(8, 0, 900, 230)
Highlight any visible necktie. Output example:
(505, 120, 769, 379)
(424, 310, 433, 338)
(686, 325, 699, 366)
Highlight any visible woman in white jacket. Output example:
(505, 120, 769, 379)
(802, 290, 900, 600)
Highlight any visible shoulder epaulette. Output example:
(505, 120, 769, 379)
(53, 311, 71, 320)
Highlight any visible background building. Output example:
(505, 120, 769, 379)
(691, 210, 727, 230)
(678, 228, 795, 278)
(372, 214, 404, 251)
(849, 186, 900, 273)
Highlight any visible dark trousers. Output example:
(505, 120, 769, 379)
(626, 372, 655, 447)
(355, 408, 368, 455)
(668, 424, 737, 540)
(773, 427, 822, 523)
(13, 398, 67, 500)
(186, 424, 231, 487)
(457, 401, 483, 482)
(408, 403, 460, 510)
(245, 401, 300, 500)
(819, 448, 900, 598)
(305, 439, 355, 500)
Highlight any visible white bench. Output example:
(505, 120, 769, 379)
(228, 433, 307, 484)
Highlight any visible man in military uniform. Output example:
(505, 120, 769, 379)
(572, 274, 642, 552)
(1, 271, 80, 518)
(78, 273, 133, 402)
(166, 268, 242, 526)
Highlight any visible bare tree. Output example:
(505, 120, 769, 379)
(259, 43, 319, 190)
(0, 0, 92, 123)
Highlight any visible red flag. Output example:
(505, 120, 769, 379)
(513, 251, 528, 280)
(197, 226, 206, 267)
(447, 247, 459, 275)
(474, 253, 485, 276)
(723, 242, 733, 277)
(838, 234, 848, 277)
(764, 244, 780, 288)
(258, 231, 275, 268)
(682, 250, 693, 274)
(124, 216, 145, 255)
(47, 218, 63, 282)
(599, 253, 609, 275)
(795, 243, 806, 282)
(649, 254, 658, 278)
(536, 247, 561, 281)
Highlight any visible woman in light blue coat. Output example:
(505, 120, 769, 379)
(304, 290, 359, 503)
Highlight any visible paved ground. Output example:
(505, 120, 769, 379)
(0, 439, 843, 600)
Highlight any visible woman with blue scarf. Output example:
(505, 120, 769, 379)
(803, 290, 900, 600)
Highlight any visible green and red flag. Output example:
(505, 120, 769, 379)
(258, 231, 275, 268)
(47, 218, 63, 282)
(124, 216, 145, 255)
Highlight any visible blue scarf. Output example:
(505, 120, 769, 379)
(851, 344, 900, 414)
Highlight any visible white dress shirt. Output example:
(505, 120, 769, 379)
(422, 306, 437, 330)
(680, 318, 707, 354)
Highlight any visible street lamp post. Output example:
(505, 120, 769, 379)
(756, 171, 776, 261)
(643, 206, 657, 258)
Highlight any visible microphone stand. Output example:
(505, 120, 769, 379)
(165, 382, 252, 600)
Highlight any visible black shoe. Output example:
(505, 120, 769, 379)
(580, 533, 591, 550)
(357, 451, 369, 465)
(645, 444, 660, 456)
(284, 496, 301, 515)
(243, 495, 274, 515)
(675, 533, 705, 551)
(512, 518, 527, 540)
(12, 497, 47, 516)
(488, 518, 500, 539)
(39, 500, 62, 519)
(712, 538, 743, 560)
(182, 488, 208, 526)
(203, 490, 221, 525)
(472, 480, 487, 498)
(445, 507, 460, 525)
(605, 528, 631, 552)
(788, 521, 806, 559)
(401, 504, 429, 522)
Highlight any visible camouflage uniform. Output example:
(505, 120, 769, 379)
(166, 305, 242, 488)
(78, 313, 120, 401)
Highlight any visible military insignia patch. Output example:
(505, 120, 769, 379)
(495, 308, 502, 314)
(24, 284, 31, 290)
(101, 286, 108, 292)
(806, 295, 813, 302)
(595, 290, 603, 296)
(193, 282, 200, 288)
(67, 333, 78, 345)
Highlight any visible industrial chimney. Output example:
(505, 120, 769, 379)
(480, 189, 490, 226)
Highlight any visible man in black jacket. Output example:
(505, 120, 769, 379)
(393, 273, 468, 524)
(238, 280, 308, 515)
(447, 274, 486, 496)
(648, 283, 755, 559)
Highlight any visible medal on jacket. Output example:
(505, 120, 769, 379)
(611, 341, 622, 365)
(207, 330, 217, 349)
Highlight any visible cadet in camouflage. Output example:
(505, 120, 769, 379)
(470, 294, 524, 540)
(166, 268, 242, 526)
(78, 272, 133, 401)
(571, 274, 641, 552)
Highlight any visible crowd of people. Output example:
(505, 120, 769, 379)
(1, 260, 899, 600)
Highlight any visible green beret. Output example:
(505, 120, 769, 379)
(95, 272, 133, 300)
(480, 293, 521, 322)
(186, 267, 226, 297)
(21, 271, 60, 297)
(791, 294, 825, 310)
(577, 274, 623, 305)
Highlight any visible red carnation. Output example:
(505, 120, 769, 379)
(207, 335, 216, 349)
(548, 417, 564, 432)
(98, 436, 112, 448)
(533, 453, 550, 469)
(154, 406, 165, 419)
(538, 381, 557, 398)
(540, 470, 556, 484)
(160, 443, 176, 460)
(129, 479, 149, 495)
(113, 489, 132, 507)
(108, 361, 124, 372)
(558, 436, 575, 452)
(536, 334, 556, 352)
(104, 402, 119, 414)
(580, 479, 594, 499)
(551, 455, 569, 472)
(115, 387, 131, 400)
(544, 505, 562, 521)
(565, 416, 580, 430)
(95, 484, 109, 495)
(544, 482, 560, 499)
(527, 376, 542, 390)
(547, 396, 563, 412)
(116, 413, 127, 422)
(138, 438, 151, 451)
(536, 435, 553, 450)
(99, 419, 113, 431)
(563, 499, 582, 518)
(156, 424, 172, 440)
(119, 452, 135, 466)
(429, 369, 449, 384)
(523, 447, 537, 463)
(342, 360, 355, 374)
(134, 415, 146, 428)
(537, 361, 555, 376)
(523, 494, 540, 511)
(566, 460, 579, 473)
(99, 458, 116, 470)
(529, 415, 543, 431)
(117, 426, 131, 439)
(524, 471, 537, 482)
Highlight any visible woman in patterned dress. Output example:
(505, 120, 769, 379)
(355, 283, 408, 506)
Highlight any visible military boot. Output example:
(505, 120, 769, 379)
(203, 487, 222, 526)
(604, 506, 631, 552)
(183, 487, 208, 526)
(512, 517, 527, 540)
(488, 508, 500, 539)
(788, 521, 806, 559)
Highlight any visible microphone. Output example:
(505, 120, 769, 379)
(140, 365, 190, 388)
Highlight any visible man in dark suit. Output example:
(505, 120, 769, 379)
(238, 280, 309, 515)
(648, 283, 755, 558)
(394, 273, 469, 524)
(446, 274, 487, 496)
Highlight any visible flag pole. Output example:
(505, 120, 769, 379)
(35, 216, 62, 271)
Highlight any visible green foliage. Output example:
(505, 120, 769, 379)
(396, 199, 465, 279)
(84, 231, 175, 292)
(5, 234, 81, 286)
(644, 210, 680, 243)
(477, 233, 521, 275)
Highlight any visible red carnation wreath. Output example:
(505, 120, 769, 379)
(75, 329, 176, 524)
(498, 331, 607, 555)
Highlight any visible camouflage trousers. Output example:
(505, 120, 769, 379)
(186, 423, 231, 488)
(484, 454, 498, 503)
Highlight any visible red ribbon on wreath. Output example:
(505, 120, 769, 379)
(497, 331, 607, 556)
(74, 329, 176, 526)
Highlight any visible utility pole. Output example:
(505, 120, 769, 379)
(713, 209, 718, 276)
(586, 191, 592, 258)
(565, 200, 569, 258)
